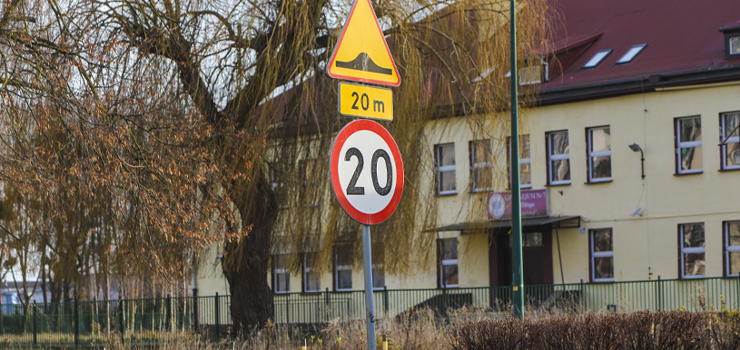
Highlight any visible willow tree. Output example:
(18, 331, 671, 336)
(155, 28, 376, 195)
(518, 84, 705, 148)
(0, 0, 553, 332)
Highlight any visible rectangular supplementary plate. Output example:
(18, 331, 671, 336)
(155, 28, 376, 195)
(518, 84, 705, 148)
(337, 82, 393, 121)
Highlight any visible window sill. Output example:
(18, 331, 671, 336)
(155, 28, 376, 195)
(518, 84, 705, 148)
(274, 291, 290, 294)
(673, 171, 703, 176)
(584, 179, 613, 185)
(436, 191, 458, 197)
(469, 188, 493, 194)
(679, 275, 706, 280)
(333, 289, 353, 293)
(719, 167, 740, 172)
(440, 285, 460, 289)
(591, 279, 615, 283)
(302, 291, 322, 295)
(545, 182, 571, 187)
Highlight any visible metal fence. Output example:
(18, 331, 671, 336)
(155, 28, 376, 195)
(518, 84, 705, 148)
(2, 276, 739, 345)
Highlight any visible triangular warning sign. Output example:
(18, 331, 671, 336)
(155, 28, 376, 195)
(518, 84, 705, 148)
(327, 0, 401, 87)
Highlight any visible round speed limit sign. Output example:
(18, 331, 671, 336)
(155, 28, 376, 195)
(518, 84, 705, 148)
(330, 119, 404, 225)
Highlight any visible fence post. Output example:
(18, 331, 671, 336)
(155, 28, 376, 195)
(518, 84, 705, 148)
(286, 294, 290, 325)
(166, 294, 172, 332)
(0, 293, 4, 335)
(33, 301, 37, 346)
(580, 279, 585, 313)
(74, 298, 79, 347)
(192, 288, 199, 333)
(658, 275, 663, 311)
(119, 297, 124, 344)
(325, 288, 330, 321)
(442, 287, 448, 318)
(214, 293, 220, 341)
(383, 286, 389, 315)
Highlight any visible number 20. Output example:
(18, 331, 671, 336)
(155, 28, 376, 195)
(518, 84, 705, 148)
(344, 147, 392, 196)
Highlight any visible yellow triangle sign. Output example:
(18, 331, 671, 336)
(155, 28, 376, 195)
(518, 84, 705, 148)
(327, 0, 401, 87)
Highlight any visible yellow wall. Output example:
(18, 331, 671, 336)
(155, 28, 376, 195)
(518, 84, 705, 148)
(197, 82, 740, 294)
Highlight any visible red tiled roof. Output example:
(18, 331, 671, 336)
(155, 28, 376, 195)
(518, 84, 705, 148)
(544, 0, 740, 90)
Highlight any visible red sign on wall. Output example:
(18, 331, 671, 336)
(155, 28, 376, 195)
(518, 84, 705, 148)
(487, 189, 548, 220)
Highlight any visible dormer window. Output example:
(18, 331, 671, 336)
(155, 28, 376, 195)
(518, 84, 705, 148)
(582, 49, 612, 69)
(731, 36, 740, 55)
(719, 23, 740, 59)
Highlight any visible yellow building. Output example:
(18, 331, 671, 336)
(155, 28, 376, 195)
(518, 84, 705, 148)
(195, 0, 740, 318)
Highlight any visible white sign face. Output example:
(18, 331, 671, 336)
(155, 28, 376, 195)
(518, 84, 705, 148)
(330, 119, 404, 225)
(337, 130, 397, 214)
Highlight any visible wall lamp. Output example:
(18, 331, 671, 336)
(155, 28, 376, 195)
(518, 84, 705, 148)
(628, 143, 645, 179)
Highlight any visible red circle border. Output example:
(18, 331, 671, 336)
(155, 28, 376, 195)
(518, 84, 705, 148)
(330, 120, 404, 225)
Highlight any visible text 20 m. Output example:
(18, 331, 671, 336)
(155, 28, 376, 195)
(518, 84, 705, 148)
(351, 92, 385, 113)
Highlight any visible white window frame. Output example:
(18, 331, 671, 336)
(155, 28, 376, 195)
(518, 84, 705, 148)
(273, 255, 290, 294)
(435, 143, 457, 195)
(303, 254, 321, 293)
(300, 159, 320, 207)
(334, 250, 352, 292)
(731, 36, 740, 55)
(270, 166, 289, 209)
(725, 221, 740, 276)
(587, 126, 612, 182)
(675, 117, 703, 174)
(590, 229, 614, 283)
(469, 140, 492, 192)
(721, 113, 740, 170)
(680, 223, 706, 279)
(439, 238, 459, 288)
(547, 131, 571, 185)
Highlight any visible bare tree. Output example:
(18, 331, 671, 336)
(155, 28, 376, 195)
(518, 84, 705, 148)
(0, 0, 554, 333)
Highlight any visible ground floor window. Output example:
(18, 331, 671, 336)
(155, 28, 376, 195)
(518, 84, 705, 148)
(590, 228, 614, 282)
(372, 246, 385, 290)
(303, 253, 321, 292)
(725, 221, 740, 276)
(273, 255, 290, 293)
(680, 223, 705, 278)
(335, 245, 352, 291)
(438, 238, 459, 288)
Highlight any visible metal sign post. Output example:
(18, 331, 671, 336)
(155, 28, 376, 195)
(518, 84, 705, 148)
(329, 120, 403, 350)
(361, 224, 376, 350)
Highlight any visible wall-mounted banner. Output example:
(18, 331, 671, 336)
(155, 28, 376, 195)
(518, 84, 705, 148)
(487, 189, 548, 220)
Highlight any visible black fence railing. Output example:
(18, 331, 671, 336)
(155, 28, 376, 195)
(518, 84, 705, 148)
(2, 276, 739, 345)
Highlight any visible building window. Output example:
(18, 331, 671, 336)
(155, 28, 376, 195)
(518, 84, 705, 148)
(438, 238, 459, 288)
(731, 36, 740, 55)
(372, 246, 385, 290)
(582, 49, 612, 69)
(675, 117, 703, 174)
(720, 112, 740, 170)
(725, 221, 740, 276)
(270, 164, 288, 208)
(616, 44, 647, 64)
(546, 131, 570, 185)
(587, 126, 611, 182)
(680, 223, 705, 278)
(590, 228, 614, 282)
(469, 140, 492, 192)
(273, 255, 290, 293)
(303, 253, 320, 292)
(434, 143, 456, 195)
(334, 245, 352, 291)
(299, 159, 319, 206)
(507, 135, 531, 189)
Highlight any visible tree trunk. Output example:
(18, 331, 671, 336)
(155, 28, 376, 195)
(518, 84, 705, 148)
(222, 167, 277, 334)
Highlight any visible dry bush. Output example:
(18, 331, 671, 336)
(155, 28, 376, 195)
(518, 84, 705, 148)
(452, 311, 736, 350)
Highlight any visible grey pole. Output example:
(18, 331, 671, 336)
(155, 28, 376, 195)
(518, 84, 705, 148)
(361, 224, 376, 350)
